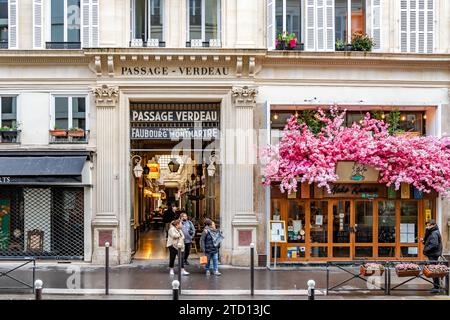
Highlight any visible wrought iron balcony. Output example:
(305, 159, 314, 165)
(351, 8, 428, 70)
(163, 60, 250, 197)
(0, 130, 20, 144)
(129, 39, 166, 48)
(45, 42, 81, 49)
(0, 41, 8, 49)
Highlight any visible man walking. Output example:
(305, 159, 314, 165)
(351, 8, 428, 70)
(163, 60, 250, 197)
(423, 219, 443, 293)
(180, 212, 195, 265)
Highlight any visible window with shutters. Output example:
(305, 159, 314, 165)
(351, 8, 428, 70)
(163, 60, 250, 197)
(1, 0, 17, 49)
(0, 0, 7, 48)
(187, 0, 221, 47)
(131, 0, 164, 47)
(400, 0, 435, 53)
(47, 0, 81, 49)
(335, 0, 366, 44)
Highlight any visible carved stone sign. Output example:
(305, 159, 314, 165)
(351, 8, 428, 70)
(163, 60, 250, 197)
(121, 66, 230, 77)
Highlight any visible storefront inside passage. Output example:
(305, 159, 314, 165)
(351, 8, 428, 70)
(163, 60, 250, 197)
(129, 102, 221, 260)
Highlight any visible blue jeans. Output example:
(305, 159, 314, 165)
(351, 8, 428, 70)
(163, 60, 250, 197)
(205, 253, 218, 273)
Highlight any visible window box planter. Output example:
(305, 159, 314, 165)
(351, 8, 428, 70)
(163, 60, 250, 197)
(68, 129, 85, 138)
(0, 130, 19, 143)
(360, 263, 385, 276)
(345, 44, 353, 51)
(49, 129, 68, 137)
(423, 265, 449, 278)
(395, 263, 421, 277)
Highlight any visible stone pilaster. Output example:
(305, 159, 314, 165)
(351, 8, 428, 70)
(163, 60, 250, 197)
(230, 86, 259, 266)
(91, 84, 120, 265)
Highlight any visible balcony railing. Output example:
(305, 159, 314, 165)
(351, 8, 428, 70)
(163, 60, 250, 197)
(0, 41, 8, 49)
(129, 39, 166, 48)
(45, 42, 81, 49)
(49, 130, 89, 144)
(0, 130, 21, 144)
(186, 39, 222, 48)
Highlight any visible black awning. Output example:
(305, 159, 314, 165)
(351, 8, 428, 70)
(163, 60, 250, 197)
(0, 156, 87, 186)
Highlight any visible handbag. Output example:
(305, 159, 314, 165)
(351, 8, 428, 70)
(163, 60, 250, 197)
(200, 255, 208, 265)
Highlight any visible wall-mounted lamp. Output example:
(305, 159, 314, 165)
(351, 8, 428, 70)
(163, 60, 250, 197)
(131, 155, 143, 178)
(168, 158, 181, 173)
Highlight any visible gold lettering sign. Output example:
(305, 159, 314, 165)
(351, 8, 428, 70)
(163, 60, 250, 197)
(336, 161, 379, 183)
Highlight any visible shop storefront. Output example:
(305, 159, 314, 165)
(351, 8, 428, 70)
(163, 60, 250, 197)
(0, 154, 91, 259)
(270, 180, 436, 262)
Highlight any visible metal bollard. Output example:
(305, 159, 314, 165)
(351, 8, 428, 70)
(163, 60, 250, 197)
(177, 243, 182, 295)
(105, 242, 110, 295)
(250, 243, 255, 296)
(172, 280, 180, 300)
(307, 280, 316, 300)
(34, 279, 43, 300)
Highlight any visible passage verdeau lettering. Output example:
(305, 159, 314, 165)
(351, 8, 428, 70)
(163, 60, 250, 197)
(131, 110, 218, 122)
(121, 66, 229, 76)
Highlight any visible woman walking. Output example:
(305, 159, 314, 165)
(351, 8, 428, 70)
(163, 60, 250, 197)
(167, 219, 190, 276)
(200, 219, 224, 276)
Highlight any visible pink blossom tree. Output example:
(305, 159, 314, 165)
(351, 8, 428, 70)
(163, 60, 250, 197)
(262, 107, 450, 198)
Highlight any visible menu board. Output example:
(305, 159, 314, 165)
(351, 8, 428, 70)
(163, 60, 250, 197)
(270, 220, 287, 243)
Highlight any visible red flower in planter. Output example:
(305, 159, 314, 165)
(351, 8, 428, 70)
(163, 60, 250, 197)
(289, 39, 296, 48)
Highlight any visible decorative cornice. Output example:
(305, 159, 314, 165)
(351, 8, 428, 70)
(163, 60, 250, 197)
(232, 86, 258, 107)
(93, 84, 119, 107)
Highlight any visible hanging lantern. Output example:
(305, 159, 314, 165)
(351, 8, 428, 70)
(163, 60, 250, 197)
(147, 161, 160, 180)
(168, 158, 181, 173)
(133, 161, 143, 178)
(207, 162, 216, 176)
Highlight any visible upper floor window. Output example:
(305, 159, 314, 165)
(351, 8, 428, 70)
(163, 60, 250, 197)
(400, 0, 435, 53)
(0, 96, 19, 143)
(276, 0, 301, 38)
(267, 0, 381, 52)
(51, 96, 88, 143)
(47, 0, 81, 49)
(187, 0, 221, 47)
(0, 0, 17, 49)
(0, 96, 17, 129)
(335, 0, 366, 44)
(131, 0, 164, 47)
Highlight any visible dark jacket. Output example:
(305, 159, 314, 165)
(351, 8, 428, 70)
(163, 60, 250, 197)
(200, 227, 221, 255)
(423, 225, 442, 258)
(163, 208, 175, 223)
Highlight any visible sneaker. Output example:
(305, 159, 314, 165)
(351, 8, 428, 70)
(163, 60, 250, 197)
(169, 269, 174, 276)
(430, 288, 440, 294)
(182, 270, 190, 276)
(213, 271, 222, 276)
(206, 270, 211, 276)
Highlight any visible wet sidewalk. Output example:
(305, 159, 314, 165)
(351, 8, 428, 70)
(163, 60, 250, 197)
(0, 260, 449, 299)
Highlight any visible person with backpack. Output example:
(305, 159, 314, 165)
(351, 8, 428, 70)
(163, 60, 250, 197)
(200, 218, 224, 276)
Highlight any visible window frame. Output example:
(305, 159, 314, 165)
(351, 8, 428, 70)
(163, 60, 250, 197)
(0, 95, 18, 128)
(48, 0, 81, 43)
(186, 0, 221, 45)
(131, 0, 165, 43)
(335, 0, 367, 44)
(275, 0, 302, 38)
(50, 94, 89, 131)
(0, 0, 8, 46)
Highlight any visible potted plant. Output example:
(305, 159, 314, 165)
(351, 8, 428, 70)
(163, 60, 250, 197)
(335, 39, 345, 51)
(68, 127, 85, 138)
(360, 263, 385, 276)
(0, 125, 19, 142)
(276, 32, 298, 50)
(395, 263, 421, 277)
(49, 126, 67, 137)
(350, 32, 375, 52)
(423, 264, 449, 278)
